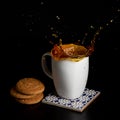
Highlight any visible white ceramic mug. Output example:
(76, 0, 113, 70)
(41, 52, 89, 99)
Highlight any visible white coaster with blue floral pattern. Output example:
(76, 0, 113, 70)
(42, 88, 100, 112)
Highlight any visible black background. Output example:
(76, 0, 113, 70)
(2, 0, 120, 119)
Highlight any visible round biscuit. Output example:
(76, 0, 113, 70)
(16, 78, 45, 95)
(10, 87, 40, 99)
(15, 93, 44, 105)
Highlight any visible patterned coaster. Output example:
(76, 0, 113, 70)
(42, 88, 100, 112)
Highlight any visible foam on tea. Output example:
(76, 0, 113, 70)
(51, 43, 93, 62)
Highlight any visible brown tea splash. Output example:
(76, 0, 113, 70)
(51, 43, 94, 62)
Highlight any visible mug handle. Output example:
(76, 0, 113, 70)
(41, 52, 53, 79)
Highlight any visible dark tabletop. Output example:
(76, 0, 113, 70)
(2, 0, 120, 119)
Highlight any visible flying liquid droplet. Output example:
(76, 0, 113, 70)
(56, 16, 60, 20)
(50, 27, 54, 30)
(110, 19, 114, 23)
(40, 2, 44, 5)
(52, 33, 58, 38)
(59, 39, 62, 45)
(106, 23, 109, 26)
(90, 25, 95, 29)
